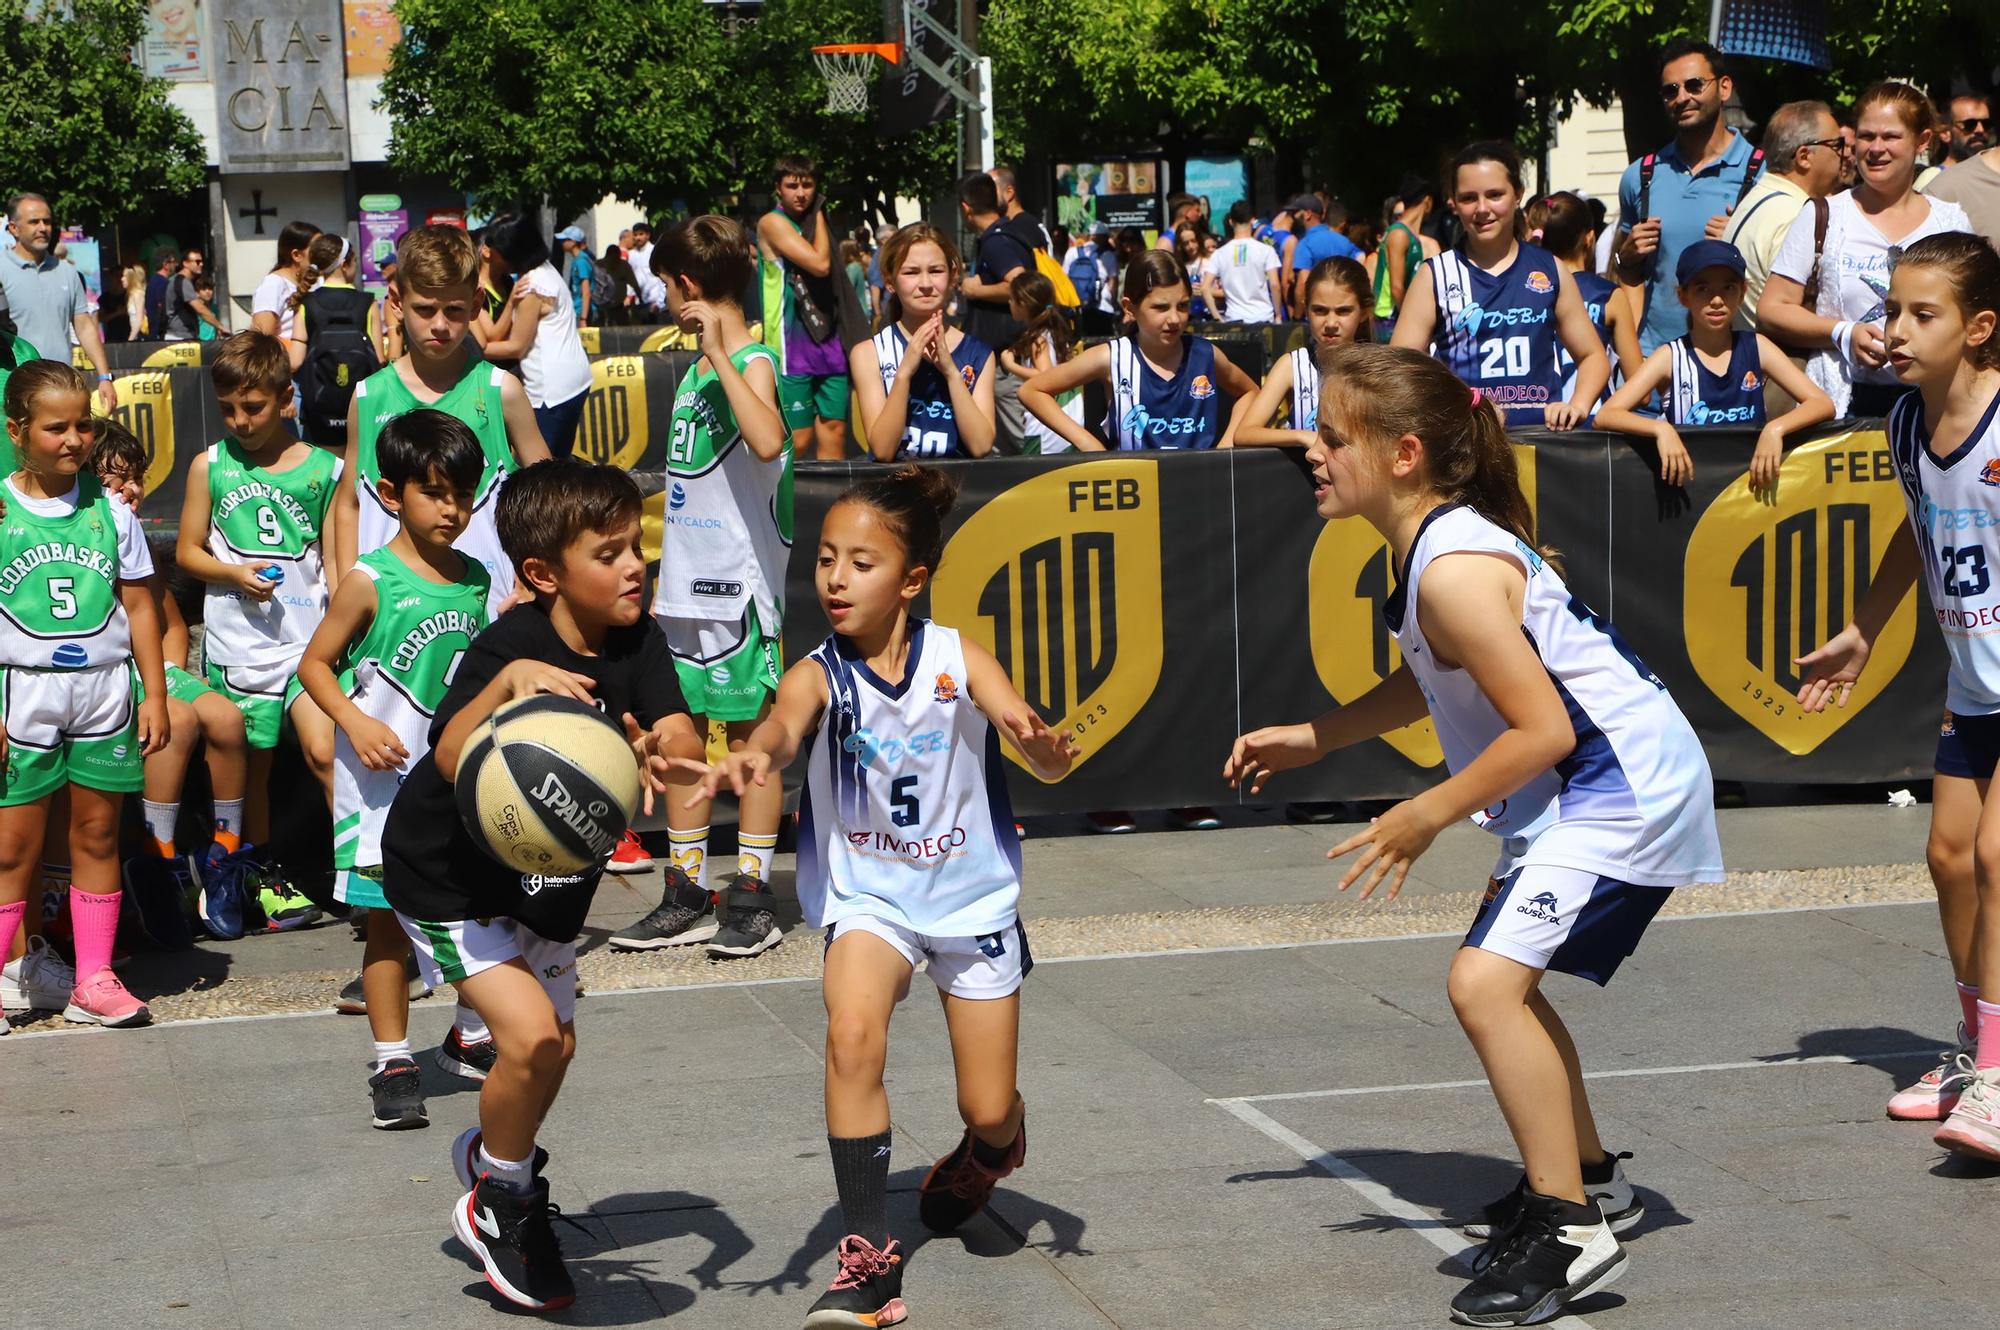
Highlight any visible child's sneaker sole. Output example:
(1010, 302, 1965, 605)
(707, 927, 785, 959)
(449, 1192, 574, 1311)
(61, 1000, 149, 1028)
(803, 1303, 909, 1329)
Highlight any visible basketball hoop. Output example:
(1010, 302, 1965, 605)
(811, 43, 899, 116)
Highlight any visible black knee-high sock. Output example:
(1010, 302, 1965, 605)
(829, 1132, 892, 1243)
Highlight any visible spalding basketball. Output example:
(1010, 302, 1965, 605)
(455, 695, 642, 875)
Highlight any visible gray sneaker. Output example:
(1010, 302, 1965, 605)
(609, 868, 716, 950)
(706, 874, 785, 958)
(333, 952, 431, 1014)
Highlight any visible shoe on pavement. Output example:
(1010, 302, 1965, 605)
(1169, 806, 1222, 830)
(368, 1057, 429, 1130)
(452, 1175, 578, 1311)
(1086, 810, 1137, 834)
(63, 968, 151, 1027)
(197, 842, 256, 940)
(1889, 1025, 1977, 1120)
(122, 854, 197, 950)
(253, 864, 324, 932)
(437, 1026, 498, 1081)
(920, 1115, 1026, 1233)
(451, 1125, 551, 1191)
(706, 874, 785, 958)
(333, 952, 431, 1014)
(2, 935, 78, 1012)
(1449, 1190, 1625, 1326)
(609, 867, 715, 950)
(1934, 1058, 2000, 1160)
(605, 828, 655, 874)
(1465, 1153, 1642, 1240)
(803, 1234, 907, 1328)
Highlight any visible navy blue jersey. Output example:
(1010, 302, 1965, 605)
(1665, 331, 1765, 428)
(869, 325, 995, 458)
(1427, 243, 1564, 421)
(1560, 270, 1618, 409)
(1104, 334, 1222, 449)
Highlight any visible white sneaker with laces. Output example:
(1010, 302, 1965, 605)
(1887, 1025, 1977, 1121)
(1935, 1059, 2000, 1160)
(2, 936, 78, 1012)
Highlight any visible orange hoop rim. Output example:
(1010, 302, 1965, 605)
(811, 41, 902, 63)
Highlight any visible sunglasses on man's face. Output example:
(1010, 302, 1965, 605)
(1660, 76, 1714, 100)
(1957, 117, 1994, 134)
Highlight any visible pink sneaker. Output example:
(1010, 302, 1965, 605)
(63, 968, 151, 1028)
(1934, 1061, 2000, 1159)
(1887, 1027, 1976, 1120)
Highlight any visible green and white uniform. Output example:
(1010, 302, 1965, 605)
(156, 663, 214, 706)
(351, 359, 519, 618)
(0, 475, 151, 804)
(199, 439, 340, 749)
(653, 344, 790, 720)
(331, 547, 488, 907)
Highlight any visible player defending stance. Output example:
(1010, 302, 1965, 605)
(1227, 344, 1721, 1326)
(685, 465, 1076, 1328)
(1797, 233, 2000, 1156)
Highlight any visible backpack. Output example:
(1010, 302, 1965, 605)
(296, 286, 380, 446)
(1065, 245, 1102, 309)
(1033, 247, 1082, 311)
(592, 261, 627, 321)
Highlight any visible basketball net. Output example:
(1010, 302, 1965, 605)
(811, 44, 896, 116)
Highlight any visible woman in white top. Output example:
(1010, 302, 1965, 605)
(250, 220, 322, 342)
(121, 264, 146, 342)
(1760, 82, 1973, 416)
(477, 213, 594, 459)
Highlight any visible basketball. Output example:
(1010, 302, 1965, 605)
(454, 695, 642, 875)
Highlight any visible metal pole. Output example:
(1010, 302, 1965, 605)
(1707, 0, 1725, 45)
(975, 57, 995, 173)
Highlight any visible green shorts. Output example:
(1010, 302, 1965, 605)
(778, 371, 851, 432)
(658, 614, 780, 722)
(0, 662, 145, 805)
(205, 660, 307, 750)
(150, 663, 217, 707)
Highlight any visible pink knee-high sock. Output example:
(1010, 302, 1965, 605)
(0, 899, 23, 964)
(1977, 999, 2000, 1072)
(69, 888, 121, 981)
(1960, 981, 1981, 1035)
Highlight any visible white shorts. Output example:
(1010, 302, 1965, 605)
(331, 732, 409, 908)
(825, 915, 1032, 1000)
(395, 912, 579, 1023)
(1464, 864, 1670, 987)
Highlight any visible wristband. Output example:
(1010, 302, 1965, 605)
(96, 372, 112, 382)
(1831, 320, 1856, 363)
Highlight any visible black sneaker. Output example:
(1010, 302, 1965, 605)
(919, 1116, 1026, 1232)
(122, 854, 196, 950)
(609, 867, 716, 950)
(451, 1175, 578, 1311)
(451, 1125, 551, 1191)
(437, 1027, 498, 1081)
(1449, 1190, 1625, 1326)
(1465, 1153, 1642, 1240)
(368, 1057, 429, 1130)
(333, 952, 431, 1014)
(804, 1234, 906, 1328)
(706, 874, 785, 958)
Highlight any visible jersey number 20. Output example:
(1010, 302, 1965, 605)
(1478, 336, 1532, 380)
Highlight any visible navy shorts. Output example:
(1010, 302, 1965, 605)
(1935, 709, 2000, 781)
(1465, 865, 1669, 986)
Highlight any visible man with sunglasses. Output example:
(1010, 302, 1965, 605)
(1722, 101, 1845, 326)
(1942, 93, 1993, 164)
(1927, 92, 2000, 245)
(1614, 37, 1765, 353)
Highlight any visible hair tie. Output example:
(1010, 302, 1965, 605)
(1528, 228, 1544, 242)
(1468, 387, 1484, 407)
(332, 235, 350, 270)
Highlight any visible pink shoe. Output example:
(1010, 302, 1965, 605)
(63, 968, 151, 1028)
(1934, 1061, 2000, 1159)
(1887, 1027, 1976, 1120)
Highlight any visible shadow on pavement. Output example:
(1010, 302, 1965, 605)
(1756, 1025, 1950, 1084)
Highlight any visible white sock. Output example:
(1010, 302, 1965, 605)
(479, 1144, 535, 1192)
(213, 799, 245, 841)
(141, 800, 179, 851)
(453, 1006, 490, 1044)
(669, 825, 709, 890)
(737, 830, 779, 880)
(372, 1039, 413, 1072)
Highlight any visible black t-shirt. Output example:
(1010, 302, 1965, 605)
(380, 604, 689, 941)
(966, 218, 1031, 353)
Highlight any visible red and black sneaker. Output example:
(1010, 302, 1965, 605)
(918, 1115, 1026, 1232)
(804, 1234, 906, 1328)
(451, 1175, 578, 1311)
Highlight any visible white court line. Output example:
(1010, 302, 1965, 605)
(1212, 1047, 1944, 1105)
(0, 894, 1932, 1041)
(1211, 1098, 1600, 1329)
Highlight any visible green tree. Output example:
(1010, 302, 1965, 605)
(0, 0, 205, 224)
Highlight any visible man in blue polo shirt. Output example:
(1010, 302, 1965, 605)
(1615, 37, 1764, 354)
(1285, 193, 1362, 313)
(1, 192, 116, 410)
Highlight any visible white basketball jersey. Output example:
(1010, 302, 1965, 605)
(1389, 505, 1721, 887)
(1287, 345, 1319, 432)
(798, 621, 1022, 936)
(1891, 390, 2000, 714)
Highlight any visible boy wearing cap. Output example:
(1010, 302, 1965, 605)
(557, 227, 594, 326)
(1596, 238, 1833, 493)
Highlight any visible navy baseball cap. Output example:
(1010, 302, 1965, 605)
(1676, 238, 1747, 285)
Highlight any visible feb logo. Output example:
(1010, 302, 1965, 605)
(1979, 458, 2000, 489)
(1189, 374, 1215, 400)
(1306, 443, 1539, 767)
(1525, 270, 1554, 295)
(931, 460, 1162, 780)
(1683, 426, 1915, 754)
(933, 671, 958, 703)
(94, 371, 175, 499)
(576, 356, 649, 470)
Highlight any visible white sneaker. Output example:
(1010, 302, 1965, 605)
(2, 936, 77, 1012)
(1887, 1024, 1978, 1121)
(1935, 1059, 2000, 1160)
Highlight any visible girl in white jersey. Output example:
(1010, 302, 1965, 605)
(1237, 257, 1372, 447)
(1226, 344, 1721, 1328)
(1797, 233, 2000, 1158)
(685, 465, 1075, 1330)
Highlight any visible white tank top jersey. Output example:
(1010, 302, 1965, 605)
(1387, 505, 1722, 887)
(1891, 389, 2000, 715)
(1287, 345, 1320, 432)
(798, 621, 1023, 936)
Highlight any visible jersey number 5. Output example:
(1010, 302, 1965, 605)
(890, 775, 921, 827)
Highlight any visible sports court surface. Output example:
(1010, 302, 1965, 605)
(10, 802, 1987, 1329)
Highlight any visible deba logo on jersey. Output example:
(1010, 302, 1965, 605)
(1305, 444, 1538, 767)
(576, 356, 649, 470)
(97, 371, 175, 500)
(1684, 428, 1916, 754)
(930, 461, 1162, 780)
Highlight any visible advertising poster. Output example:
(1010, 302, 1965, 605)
(358, 201, 408, 290)
(342, 0, 400, 75)
(1056, 160, 1163, 236)
(1182, 157, 1248, 223)
(60, 233, 103, 313)
(142, 0, 205, 79)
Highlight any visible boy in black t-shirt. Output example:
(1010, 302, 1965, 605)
(380, 460, 702, 1312)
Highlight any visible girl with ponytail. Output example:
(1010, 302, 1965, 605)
(1225, 341, 1720, 1327)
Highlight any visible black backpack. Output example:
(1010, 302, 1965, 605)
(297, 286, 380, 446)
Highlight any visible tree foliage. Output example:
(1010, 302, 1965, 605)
(0, 0, 206, 224)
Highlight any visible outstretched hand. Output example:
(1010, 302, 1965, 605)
(1326, 799, 1443, 902)
(1005, 709, 1078, 779)
(1794, 624, 1870, 713)
(1222, 723, 1321, 794)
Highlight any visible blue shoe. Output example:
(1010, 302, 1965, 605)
(197, 843, 253, 941)
(121, 854, 197, 950)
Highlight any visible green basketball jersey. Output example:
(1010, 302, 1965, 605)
(0, 474, 135, 668)
(201, 438, 339, 672)
(652, 343, 792, 632)
(351, 358, 516, 618)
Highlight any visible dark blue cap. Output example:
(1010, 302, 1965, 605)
(1676, 238, 1747, 285)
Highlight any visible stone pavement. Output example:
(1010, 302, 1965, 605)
(9, 800, 1989, 1330)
